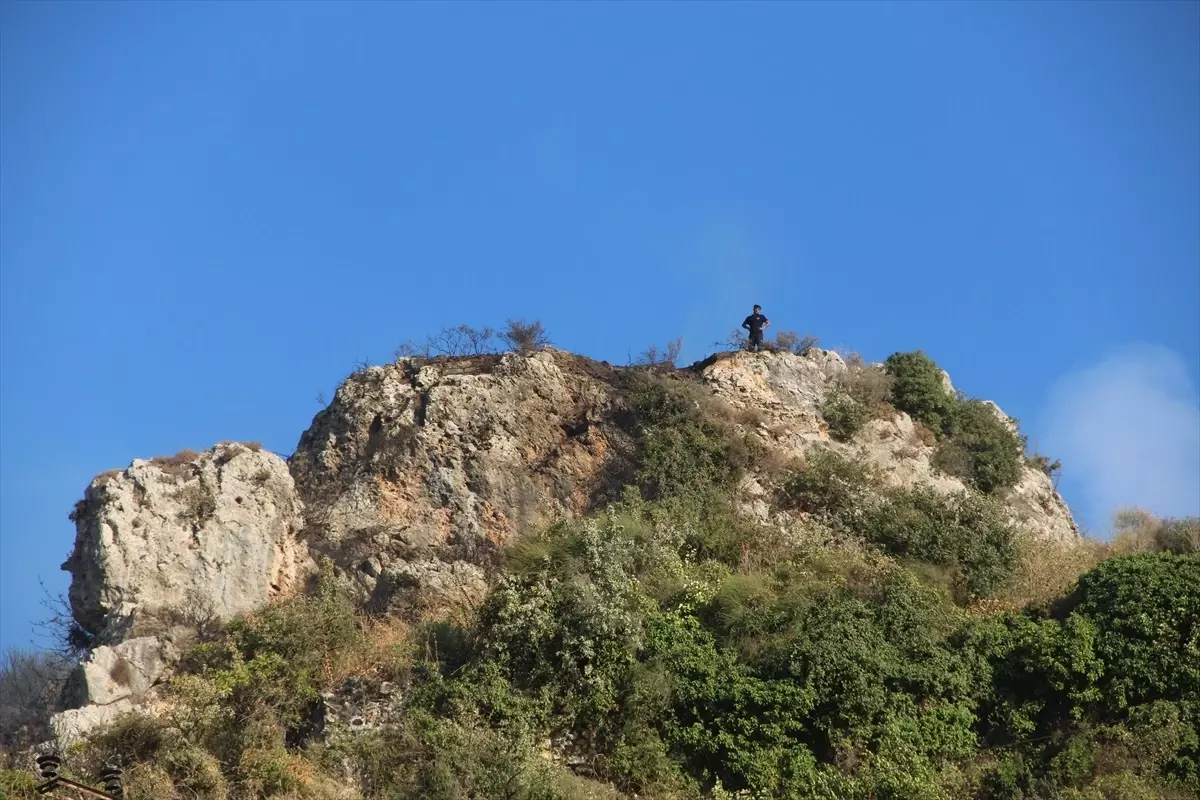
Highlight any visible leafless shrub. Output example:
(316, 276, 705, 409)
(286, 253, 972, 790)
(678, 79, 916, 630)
(240, 441, 263, 452)
(772, 331, 821, 355)
(395, 324, 501, 360)
(735, 406, 767, 427)
(501, 319, 551, 353)
(0, 646, 72, 756)
(1110, 508, 1200, 555)
(831, 362, 894, 417)
(33, 581, 93, 661)
(635, 337, 683, 367)
(152, 593, 225, 643)
(910, 421, 937, 447)
(713, 328, 749, 352)
(394, 339, 432, 360)
(769, 422, 793, 439)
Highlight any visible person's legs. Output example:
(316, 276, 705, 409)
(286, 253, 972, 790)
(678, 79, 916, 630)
(749, 330, 763, 351)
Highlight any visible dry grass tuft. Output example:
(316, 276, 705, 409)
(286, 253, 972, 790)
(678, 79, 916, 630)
(151, 449, 201, 479)
(989, 532, 1108, 612)
(327, 614, 412, 687)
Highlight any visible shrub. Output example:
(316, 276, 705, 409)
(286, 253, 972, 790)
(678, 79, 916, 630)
(627, 372, 748, 503)
(0, 648, 70, 757)
(635, 338, 684, 368)
(1062, 553, 1200, 719)
(1111, 509, 1200, 555)
(172, 482, 217, 528)
(935, 400, 1024, 493)
(885, 351, 957, 433)
(772, 331, 820, 355)
(713, 329, 749, 352)
(862, 485, 1021, 600)
(396, 324, 500, 359)
(820, 389, 870, 441)
(778, 447, 877, 524)
(150, 449, 201, 479)
(501, 319, 551, 353)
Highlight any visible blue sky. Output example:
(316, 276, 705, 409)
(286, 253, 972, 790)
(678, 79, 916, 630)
(2, 1, 1197, 650)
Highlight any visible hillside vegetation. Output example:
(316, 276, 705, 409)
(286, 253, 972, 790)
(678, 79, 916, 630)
(2, 344, 1197, 800)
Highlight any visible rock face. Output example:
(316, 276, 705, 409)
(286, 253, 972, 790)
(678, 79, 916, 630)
(697, 350, 1079, 542)
(63, 441, 308, 642)
(285, 347, 1077, 619)
(289, 350, 637, 615)
(51, 347, 1080, 748)
(65, 636, 170, 708)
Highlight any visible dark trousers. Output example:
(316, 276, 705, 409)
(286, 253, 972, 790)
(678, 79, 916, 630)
(747, 329, 764, 351)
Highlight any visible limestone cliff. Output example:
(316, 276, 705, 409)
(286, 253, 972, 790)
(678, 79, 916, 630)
(52, 347, 1078, 744)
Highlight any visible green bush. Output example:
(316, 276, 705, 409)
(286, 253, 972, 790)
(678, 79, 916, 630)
(862, 485, 1021, 599)
(778, 447, 877, 522)
(884, 351, 957, 433)
(964, 553, 1200, 796)
(935, 400, 1025, 493)
(0, 769, 37, 799)
(1064, 553, 1200, 721)
(820, 390, 870, 441)
(628, 372, 748, 503)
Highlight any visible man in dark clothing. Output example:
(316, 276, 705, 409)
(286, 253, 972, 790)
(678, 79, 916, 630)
(742, 305, 770, 351)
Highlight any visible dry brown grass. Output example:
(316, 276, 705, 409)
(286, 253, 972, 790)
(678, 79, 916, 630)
(326, 614, 412, 687)
(831, 362, 894, 419)
(1108, 507, 1199, 555)
(95, 468, 123, 487)
(910, 421, 937, 447)
(768, 422, 793, 439)
(735, 406, 768, 427)
(988, 532, 1107, 612)
(151, 449, 201, 479)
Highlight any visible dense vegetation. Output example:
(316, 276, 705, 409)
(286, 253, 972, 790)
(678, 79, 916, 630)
(2, 356, 1197, 800)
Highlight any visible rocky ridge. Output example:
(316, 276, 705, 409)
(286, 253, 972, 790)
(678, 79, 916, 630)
(50, 347, 1078, 745)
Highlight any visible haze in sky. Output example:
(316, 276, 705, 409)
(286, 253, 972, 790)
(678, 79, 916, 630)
(2, 1, 1198, 649)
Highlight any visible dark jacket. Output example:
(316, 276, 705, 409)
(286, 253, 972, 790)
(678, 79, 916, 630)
(742, 313, 768, 334)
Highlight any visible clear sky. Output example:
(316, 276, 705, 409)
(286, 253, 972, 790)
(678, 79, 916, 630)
(2, 1, 1198, 650)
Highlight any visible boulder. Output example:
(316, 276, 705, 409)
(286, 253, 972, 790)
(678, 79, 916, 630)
(62, 442, 309, 642)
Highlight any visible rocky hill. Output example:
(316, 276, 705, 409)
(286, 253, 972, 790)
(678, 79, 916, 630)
(48, 346, 1079, 747)
(16, 343, 1196, 800)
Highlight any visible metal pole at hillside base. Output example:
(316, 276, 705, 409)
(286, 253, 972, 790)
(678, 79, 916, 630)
(33, 752, 123, 799)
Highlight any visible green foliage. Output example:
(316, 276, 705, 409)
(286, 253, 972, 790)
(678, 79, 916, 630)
(963, 553, 1200, 796)
(778, 447, 876, 522)
(883, 351, 1027, 493)
(182, 560, 363, 729)
(1064, 554, 1200, 721)
(820, 389, 870, 441)
(781, 451, 1019, 600)
(885, 350, 957, 433)
(0, 769, 37, 799)
(863, 485, 1021, 599)
(628, 372, 748, 502)
(333, 708, 563, 800)
(60, 434, 1194, 800)
(935, 399, 1025, 493)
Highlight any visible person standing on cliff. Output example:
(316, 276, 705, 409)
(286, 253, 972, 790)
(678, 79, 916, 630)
(742, 305, 770, 352)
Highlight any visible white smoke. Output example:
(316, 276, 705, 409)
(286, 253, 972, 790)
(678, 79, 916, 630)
(1039, 344, 1200, 536)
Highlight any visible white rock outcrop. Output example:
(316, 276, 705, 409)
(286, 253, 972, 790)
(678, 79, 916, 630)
(67, 636, 169, 707)
(697, 349, 1078, 542)
(62, 441, 309, 642)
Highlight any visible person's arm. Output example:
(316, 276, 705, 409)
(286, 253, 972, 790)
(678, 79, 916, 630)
(763, 317, 770, 329)
(742, 316, 751, 330)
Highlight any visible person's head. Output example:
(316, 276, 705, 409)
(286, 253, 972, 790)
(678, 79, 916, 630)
(753, 305, 761, 313)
